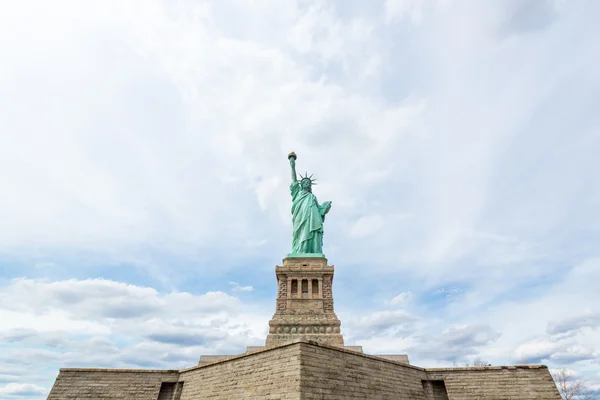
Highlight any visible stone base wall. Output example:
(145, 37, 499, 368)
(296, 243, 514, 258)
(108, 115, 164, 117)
(47, 369, 179, 400)
(426, 366, 562, 399)
(180, 343, 302, 400)
(299, 342, 430, 400)
(46, 341, 562, 400)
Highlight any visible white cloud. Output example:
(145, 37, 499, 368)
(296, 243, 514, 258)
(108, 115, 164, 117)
(407, 324, 501, 362)
(386, 291, 413, 306)
(0, 278, 266, 373)
(513, 338, 598, 365)
(434, 287, 464, 298)
(345, 309, 419, 341)
(0, 383, 46, 397)
(547, 312, 600, 337)
(0, 0, 425, 264)
(384, 0, 431, 25)
(349, 214, 385, 238)
(0, 278, 240, 323)
(229, 281, 254, 292)
(514, 339, 559, 364)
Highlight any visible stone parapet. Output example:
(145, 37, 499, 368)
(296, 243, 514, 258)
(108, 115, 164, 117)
(374, 354, 410, 364)
(277, 256, 330, 269)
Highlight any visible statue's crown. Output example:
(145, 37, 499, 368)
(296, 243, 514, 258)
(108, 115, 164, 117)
(299, 172, 317, 185)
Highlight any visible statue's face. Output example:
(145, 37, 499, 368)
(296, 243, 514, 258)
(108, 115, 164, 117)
(301, 179, 311, 191)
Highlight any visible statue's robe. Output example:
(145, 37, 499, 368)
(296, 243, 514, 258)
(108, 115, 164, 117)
(290, 182, 328, 254)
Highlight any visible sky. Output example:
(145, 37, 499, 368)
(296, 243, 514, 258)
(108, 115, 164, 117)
(0, 0, 599, 398)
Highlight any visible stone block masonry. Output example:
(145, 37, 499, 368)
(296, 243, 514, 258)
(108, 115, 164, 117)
(46, 341, 562, 399)
(266, 257, 344, 347)
(179, 342, 302, 400)
(47, 369, 180, 400)
(299, 342, 430, 399)
(427, 365, 562, 399)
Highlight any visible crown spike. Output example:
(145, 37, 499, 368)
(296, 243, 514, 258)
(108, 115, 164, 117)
(298, 171, 317, 185)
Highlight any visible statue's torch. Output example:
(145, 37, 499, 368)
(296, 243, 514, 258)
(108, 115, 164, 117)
(288, 151, 297, 161)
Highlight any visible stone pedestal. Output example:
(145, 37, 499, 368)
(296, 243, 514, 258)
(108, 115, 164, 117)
(265, 257, 344, 347)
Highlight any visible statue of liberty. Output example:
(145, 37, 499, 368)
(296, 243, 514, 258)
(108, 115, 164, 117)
(288, 152, 332, 256)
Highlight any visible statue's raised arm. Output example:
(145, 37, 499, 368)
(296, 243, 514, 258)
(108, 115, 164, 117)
(287, 151, 331, 257)
(288, 151, 298, 184)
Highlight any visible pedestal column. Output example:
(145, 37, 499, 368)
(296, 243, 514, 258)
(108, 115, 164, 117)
(266, 257, 344, 347)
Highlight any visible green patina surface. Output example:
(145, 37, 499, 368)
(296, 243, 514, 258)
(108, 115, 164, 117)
(288, 152, 331, 257)
(285, 252, 326, 258)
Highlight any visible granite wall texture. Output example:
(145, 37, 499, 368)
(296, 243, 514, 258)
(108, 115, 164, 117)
(47, 369, 179, 400)
(178, 343, 301, 400)
(298, 342, 429, 400)
(426, 365, 562, 400)
(46, 341, 561, 400)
